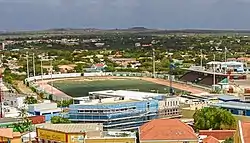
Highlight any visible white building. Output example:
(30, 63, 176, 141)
(27, 102, 62, 121)
(206, 61, 245, 73)
(2, 93, 29, 109)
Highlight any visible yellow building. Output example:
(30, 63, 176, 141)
(85, 137, 136, 143)
(0, 128, 21, 143)
(36, 123, 103, 143)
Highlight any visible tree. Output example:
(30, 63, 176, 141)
(51, 116, 71, 124)
(223, 137, 234, 143)
(193, 107, 236, 131)
(57, 99, 73, 107)
(24, 96, 38, 104)
(13, 107, 33, 133)
(74, 63, 83, 72)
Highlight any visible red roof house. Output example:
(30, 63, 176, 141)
(139, 119, 198, 143)
(203, 136, 220, 143)
(199, 130, 235, 141)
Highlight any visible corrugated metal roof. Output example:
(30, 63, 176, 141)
(217, 95, 240, 101)
(37, 123, 103, 133)
(212, 101, 250, 110)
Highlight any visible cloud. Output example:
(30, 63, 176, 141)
(1, 0, 250, 30)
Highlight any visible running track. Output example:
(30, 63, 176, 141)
(36, 76, 208, 100)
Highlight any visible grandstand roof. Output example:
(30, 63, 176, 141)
(207, 61, 243, 65)
(207, 61, 222, 65)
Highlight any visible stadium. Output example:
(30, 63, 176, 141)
(25, 72, 208, 101)
(23, 61, 250, 130)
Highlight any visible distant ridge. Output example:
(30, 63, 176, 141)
(2, 28, 250, 36)
(128, 27, 149, 30)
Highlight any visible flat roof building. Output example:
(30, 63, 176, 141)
(28, 102, 62, 121)
(211, 101, 250, 116)
(70, 90, 181, 131)
(36, 123, 103, 143)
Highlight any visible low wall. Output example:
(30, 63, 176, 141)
(26, 72, 174, 82)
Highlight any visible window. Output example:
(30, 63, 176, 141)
(239, 110, 245, 115)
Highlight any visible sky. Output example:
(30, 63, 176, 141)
(1, 0, 250, 31)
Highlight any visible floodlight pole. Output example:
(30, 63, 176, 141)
(33, 53, 35, 77)
(213, 54, 216, 91)
(152, 48, 156, 78)
(50, 58, 53, 95)
(169, 55, 173, 96)
(200, 49, 203, 68)
(26, 52, 29, 78)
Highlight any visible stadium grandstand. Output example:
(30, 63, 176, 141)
(180, 61, 247, 88)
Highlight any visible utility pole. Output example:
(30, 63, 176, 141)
(26, 52, 29, 78)
(152, 48, 156, 78)
(213, 54, 216, 91)
(33, 53, 35, 77)
(169, 54, 174, 96)
(50, 58, 53, 95)
(0, 75, 3, 118)
(40, 57, 44, 92)
(224, 47, 227, 62)
(200, 49, 203, 68)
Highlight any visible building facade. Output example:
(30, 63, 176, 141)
(211, 101, 250, 116)
(36, 123, 103, 143)
(69, 100, 159, 131)
(69, 90, 180, 131)
(28, 102, 61, 121)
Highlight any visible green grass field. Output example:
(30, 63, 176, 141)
(51, 79, 171, 97)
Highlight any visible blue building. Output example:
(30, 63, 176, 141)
(217, 95, 241, 102)
(69, 100, 158, 131)
(69, 90, 180, 131)
(27, 102, 62, 121)
(211, 101, 250, 116)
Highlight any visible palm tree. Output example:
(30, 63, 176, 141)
(19, 107, 28, 120)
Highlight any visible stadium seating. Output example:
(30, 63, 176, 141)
(179, 71, 204, 83)
(198, 75, 225, 86)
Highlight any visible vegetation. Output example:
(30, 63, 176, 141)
(51, 116, 71, 124)
(13, 108, 33, 133)
(57, 99, 73, 107)
(193, 107, 236, 131)
(222, 137, 234, 143)
(24, 96, 38, 104)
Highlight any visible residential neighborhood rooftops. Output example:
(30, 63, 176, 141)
(139, 119, 198, 141)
